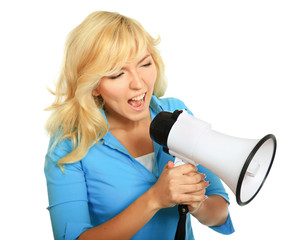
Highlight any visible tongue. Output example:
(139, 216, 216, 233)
(128, 99, 143, 108)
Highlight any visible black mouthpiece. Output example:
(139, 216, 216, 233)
(149, 110, 183, 149)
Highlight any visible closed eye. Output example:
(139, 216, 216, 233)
(109, 72, 124, 79)
(141, 62, 152, 67)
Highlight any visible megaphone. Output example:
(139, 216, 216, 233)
(150, 109, 276, 206)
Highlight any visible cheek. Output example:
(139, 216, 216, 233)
(147, 66, 157, 87)
(98, 81, 126, 102)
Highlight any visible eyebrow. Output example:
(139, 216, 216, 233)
(118, 54, 151, 71)
(138, 54, 151, 65)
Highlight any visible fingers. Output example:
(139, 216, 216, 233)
(176, 163, 197, 175)
(162, 161, 210, 206)
(166, 164, 199, 183)
(177, 186, 209, 207)
(166, 162, 209, 191)
(184, 180, 209, 194)
(168, 175, 209, 205)
(172, 192, 207, 205)
(177, 171, 207, 186)
(185, 172, 207, 185)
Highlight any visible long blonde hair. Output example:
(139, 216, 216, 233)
(45, 11, 167, 168)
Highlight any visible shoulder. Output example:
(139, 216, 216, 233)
(46, 136, 74, 164)
(44, 136, 84, 176)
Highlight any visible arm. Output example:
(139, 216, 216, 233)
(189, 195, 229, 227)
(45, 138, 92, 240)
(78, 188, 157, 240)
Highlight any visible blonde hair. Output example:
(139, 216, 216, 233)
(45, 11, 167, 168)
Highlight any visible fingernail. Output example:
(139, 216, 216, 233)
(204, 181, 210, 187)
(203, 195, 208, 201)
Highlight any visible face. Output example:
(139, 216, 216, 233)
(93, 51, 157, 125)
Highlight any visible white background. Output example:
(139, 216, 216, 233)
(1, 0, 303, 239)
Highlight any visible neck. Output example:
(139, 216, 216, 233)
(106, 110, 151, 132)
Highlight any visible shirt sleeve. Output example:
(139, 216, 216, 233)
(197, 165, 235, 235)
(44, 137, 93, 240)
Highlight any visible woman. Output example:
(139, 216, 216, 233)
(45, 11, 234, 240)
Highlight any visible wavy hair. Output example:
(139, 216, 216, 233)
(45, 11, 167, 168)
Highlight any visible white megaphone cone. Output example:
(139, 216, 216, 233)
(150, 110, 276, 206)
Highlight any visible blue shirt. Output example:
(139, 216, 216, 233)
(44, 95, 234, 240)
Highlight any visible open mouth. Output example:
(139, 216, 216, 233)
(128, 93, 146, 110)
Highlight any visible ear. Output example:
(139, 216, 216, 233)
(92, 88, 100, 97)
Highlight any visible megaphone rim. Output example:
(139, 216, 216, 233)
(236, 134, 277, 206)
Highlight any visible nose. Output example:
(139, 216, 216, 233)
(129, 70, 144, 89)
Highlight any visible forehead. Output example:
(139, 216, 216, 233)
(128, 50, 151, 63)
(110, 49, 150, 72)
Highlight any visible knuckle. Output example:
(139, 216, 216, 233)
(189, 175, 200, 184)
(168, 178, 176, 187)
(167, 169, 174, 177)
(189, 164, 197, 171)
(191, 184, 202, 192)
(198, 183, 204, 191)
(190, 195, 198, 202)
(168, 184, 175, 193)
(184, 164, 194, 172)
(192, 184, 199, 192)
(188, 176, 195, 183)
(194, 182, 203, 191)
(195, 174, 202, 182)
(172, 193, 181, 204)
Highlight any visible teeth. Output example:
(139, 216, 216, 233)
(131, 93, 145, 101)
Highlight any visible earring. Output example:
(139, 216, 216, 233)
(98, 95, 105, 107)
(93, 94, 104, 107)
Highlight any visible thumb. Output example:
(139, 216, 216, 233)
(167, 161, 174, 169)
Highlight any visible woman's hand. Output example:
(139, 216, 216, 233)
(149, 161, 208, 211)
(167, 162, 209, 214)
(184, 171, 209, 214)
